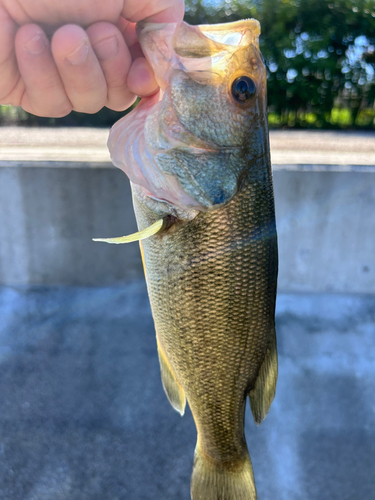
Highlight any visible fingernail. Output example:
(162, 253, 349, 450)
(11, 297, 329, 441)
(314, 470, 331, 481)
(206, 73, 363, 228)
(65, 40, 89, 65)
(24, 33, 47, 56)
(93, 36, 119, 60)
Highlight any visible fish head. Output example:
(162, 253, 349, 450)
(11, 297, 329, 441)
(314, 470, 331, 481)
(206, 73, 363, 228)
(108, 20, 269, 213)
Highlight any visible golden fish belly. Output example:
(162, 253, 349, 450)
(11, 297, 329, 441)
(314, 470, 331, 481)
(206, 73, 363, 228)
(133, 164, 278, 468)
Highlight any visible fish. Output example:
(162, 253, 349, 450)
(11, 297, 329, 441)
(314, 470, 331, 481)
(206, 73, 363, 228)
(96, 18, 278, 500)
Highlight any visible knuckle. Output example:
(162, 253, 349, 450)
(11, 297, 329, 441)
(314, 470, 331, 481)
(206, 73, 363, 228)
(73, 99, 104, 114)
(23, 101, 72, 118)
(48, 105, 73, 118)
(105, 76, 127, 90)
(106, 92, 136, 112)
(69, 85, 107, 113)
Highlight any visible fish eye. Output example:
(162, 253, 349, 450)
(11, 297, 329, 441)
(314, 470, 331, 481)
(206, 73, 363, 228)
(231, 76, 256, 103)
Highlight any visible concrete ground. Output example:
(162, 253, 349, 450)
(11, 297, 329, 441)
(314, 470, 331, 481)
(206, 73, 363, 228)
(0, 283, 374, 500)
(1, 127, 374, 498)
(1, 127, 375, 166)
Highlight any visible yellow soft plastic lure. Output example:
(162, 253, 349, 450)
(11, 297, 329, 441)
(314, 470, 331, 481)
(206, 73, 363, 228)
(93, 218, 164, 244)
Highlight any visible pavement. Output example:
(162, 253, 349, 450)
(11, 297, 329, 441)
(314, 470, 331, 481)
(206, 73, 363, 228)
(0, 284, 374, 500)
(1, 126, 374, 499)
(1, 127, 375, 166)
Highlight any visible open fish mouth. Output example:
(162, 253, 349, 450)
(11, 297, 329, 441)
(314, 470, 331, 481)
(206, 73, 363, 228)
(108, 19, 266, 212)
(108, 93, 203, 210)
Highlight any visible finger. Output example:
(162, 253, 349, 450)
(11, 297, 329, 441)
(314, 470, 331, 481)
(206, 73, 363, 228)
(117, 19, 146, 73)
(87, 22, 136, 111)
(117, 18, 137, 47)
(51, 24, 107, 114)
(127, 57, 158, 97)
(117, 18, 159, 98)
(122, 0, 185, 23)
(15, 24, 72, 117)
(3, 0, 123, 27)
(0, 6, 20, 104)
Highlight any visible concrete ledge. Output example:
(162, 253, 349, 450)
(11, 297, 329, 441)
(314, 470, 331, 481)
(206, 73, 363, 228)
(0, 166, 142, 286)
(1, 127, 375, 165)
(2, 160, 375, 173)
(273, 169, 375, 293)
(273, 163, 375, 173)
(0, 161, 114, 169)
(0, 163, 374, 292)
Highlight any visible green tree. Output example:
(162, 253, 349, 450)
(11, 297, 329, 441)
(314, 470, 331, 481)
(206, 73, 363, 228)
(185, 0, 375, 128)
(2, 1, 374, 128)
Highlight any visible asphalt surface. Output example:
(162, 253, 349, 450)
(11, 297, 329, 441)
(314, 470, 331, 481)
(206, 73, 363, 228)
(0, 284, 374, 500)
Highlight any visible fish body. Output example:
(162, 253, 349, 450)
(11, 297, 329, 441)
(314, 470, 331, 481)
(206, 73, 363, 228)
(107, 19, 278, 500)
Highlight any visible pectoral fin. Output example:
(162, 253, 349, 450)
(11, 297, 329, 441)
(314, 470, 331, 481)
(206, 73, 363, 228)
(93, 218, 164, 244)
(157, 338, 186, 416)
(249, 330, 278, 425)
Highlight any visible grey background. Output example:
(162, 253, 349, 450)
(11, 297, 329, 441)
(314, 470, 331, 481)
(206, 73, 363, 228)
(0, 166, 374, 292)
(1, 286, 374, 500)
(0, 128, 374, 499)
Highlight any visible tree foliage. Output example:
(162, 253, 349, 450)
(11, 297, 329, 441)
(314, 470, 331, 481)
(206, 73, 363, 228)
(185, 0, 375, 128)
(2, 0, 374, 128)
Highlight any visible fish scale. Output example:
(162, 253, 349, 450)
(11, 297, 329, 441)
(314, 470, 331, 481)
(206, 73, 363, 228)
(133, 163, 277, 469)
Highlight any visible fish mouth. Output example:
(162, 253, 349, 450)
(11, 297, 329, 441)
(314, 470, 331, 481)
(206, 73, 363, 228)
(108, 93, 241, 212)
(108, 19, 264, 212)
(108, 93, 203, 211)
(137, 19, 261, 90)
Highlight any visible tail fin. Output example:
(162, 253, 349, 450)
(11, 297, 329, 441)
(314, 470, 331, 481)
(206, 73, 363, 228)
(190, 446, 257, 500)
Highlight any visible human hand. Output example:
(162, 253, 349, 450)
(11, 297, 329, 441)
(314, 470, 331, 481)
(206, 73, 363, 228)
(0, 0, 184, 116)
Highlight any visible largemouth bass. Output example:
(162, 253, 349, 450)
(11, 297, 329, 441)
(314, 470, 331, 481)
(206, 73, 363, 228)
(99, 18, 278, 500)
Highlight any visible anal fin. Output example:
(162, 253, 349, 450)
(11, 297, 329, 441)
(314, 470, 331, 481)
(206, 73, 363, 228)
(157, 338, 186, 416)
(249, 329, 278, 425)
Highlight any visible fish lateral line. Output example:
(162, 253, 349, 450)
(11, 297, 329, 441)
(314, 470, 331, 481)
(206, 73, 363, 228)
(92, 217, 169, 244)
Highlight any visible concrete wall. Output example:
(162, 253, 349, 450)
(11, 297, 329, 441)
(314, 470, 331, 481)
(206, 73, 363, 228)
(274, 169, 375, 293)
(0, 164, 141, 286)
(0, 163, 374, 292)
